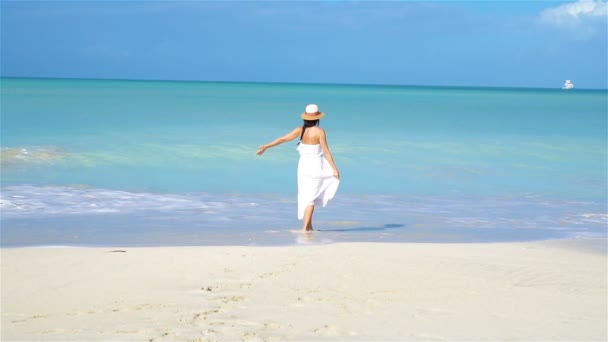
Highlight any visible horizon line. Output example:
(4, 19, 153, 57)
(1, 76, 606, 92)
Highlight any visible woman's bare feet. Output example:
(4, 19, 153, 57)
(302, 205, 315, 232)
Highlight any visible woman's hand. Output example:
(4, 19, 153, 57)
(256, 145, 267, 156)
(333, 169, 340, 179)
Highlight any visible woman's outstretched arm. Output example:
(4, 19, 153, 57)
(319, 129, 340, 179)
(257, 127, 302, 155)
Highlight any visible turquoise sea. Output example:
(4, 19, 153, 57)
(1, 78, 606, 246)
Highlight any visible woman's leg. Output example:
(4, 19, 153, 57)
(302, 204, 315, 231)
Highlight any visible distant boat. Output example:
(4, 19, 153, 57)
(562, 80, 574, 90)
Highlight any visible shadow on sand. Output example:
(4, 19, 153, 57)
(318, 223, 404, 233)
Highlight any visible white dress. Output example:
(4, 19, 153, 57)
(296, 143, 340, 219)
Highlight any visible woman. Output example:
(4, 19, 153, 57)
(256, 104, 340, 232)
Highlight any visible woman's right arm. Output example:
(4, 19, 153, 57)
(319, 129, 340, 179)
(257, 127, 301, 156)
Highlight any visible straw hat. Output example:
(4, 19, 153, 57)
(301, 104, 325, 120)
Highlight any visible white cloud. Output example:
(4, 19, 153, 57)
(540, 0, 607, 26)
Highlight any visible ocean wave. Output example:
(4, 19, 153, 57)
(1, 186, 605, 231)
(1, 185, 606, 247)
(561, 213, 608, 225)
(0, 185, 270, 217)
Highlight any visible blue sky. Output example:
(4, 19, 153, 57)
(1, 1, 606, 89)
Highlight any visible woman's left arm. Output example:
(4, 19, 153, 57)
(257, 127, 302, 156)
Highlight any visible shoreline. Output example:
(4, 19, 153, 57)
(2, 235, 606, 252)
(2, 238, 606, 341)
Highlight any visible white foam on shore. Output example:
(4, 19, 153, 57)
(0, 185, 263, 216)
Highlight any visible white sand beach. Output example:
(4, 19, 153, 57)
(1, 239, 606, 341)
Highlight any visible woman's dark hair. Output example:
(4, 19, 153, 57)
(300, 119, 320, 141)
